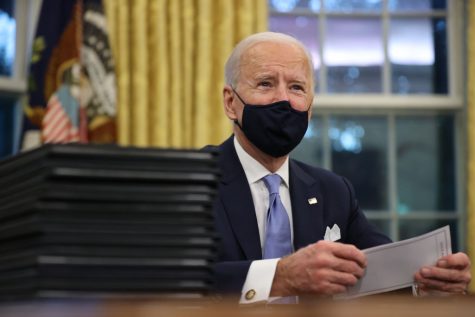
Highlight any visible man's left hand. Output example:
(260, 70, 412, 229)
(414, 252, 471, 295)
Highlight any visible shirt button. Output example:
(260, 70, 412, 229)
(245, 289, 256, 300)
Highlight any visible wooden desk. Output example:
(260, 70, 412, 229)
(0, 295, 473, 317)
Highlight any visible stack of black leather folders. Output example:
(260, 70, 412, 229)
(0, 144, 219, 299)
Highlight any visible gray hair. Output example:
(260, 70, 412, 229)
(224, 32, 314, 87)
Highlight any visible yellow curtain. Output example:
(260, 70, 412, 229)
(468, 0, 475, 294)
(103, 0, 267, 148)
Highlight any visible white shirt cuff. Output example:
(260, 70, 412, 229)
(239, 258, 279, 304)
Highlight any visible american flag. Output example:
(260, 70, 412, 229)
(23, 0, 83, 148)
(23, 0, 115, 149)
(42, 93, 80, 143)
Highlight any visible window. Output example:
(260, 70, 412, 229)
(0, 1, 16, 77)
(269, 0, 465, 250)
(0, 0, 39, 159)
(0, 0, 18, 159)
(269, 0, 452, 95)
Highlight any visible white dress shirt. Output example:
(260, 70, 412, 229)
(233, 137, 294, 304)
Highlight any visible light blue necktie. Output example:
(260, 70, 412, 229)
(262, 174, 292, 259)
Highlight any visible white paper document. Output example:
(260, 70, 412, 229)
(337, 226, 452, 299)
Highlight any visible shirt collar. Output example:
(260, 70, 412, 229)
(233, 136, 289, 187)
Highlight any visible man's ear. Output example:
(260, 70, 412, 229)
(223, 85, 238, 120)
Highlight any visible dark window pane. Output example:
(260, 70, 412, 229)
(269, 14, 320, 89)
(269, 0, 321, 13)
(389, 0, 446, 11)
(390, 18, 448, 94)
(399, 219, 458, 251)
(325, 0, 382, 12)
(0, 1, 15, 77)
(291, 115, 323, 166)
(330, 116, 388, 210)
(0, 96, 15, 159)
(325, 18, 383, 93)
(396, 115, 455, 212)
(431, 18, 448, 94)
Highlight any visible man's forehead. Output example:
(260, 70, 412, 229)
(243, 41, 307, 61)
(239, 41, 312, 79)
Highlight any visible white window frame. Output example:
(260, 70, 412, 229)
(270, 0, 465, 109)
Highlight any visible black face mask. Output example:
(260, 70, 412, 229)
(232, 89, 310, 158)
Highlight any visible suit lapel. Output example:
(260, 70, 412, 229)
(217, 137, 325, 258)
(289, 160, 325, 250)
(218, 137, 262, 260)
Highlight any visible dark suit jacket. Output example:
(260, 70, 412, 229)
(208, 136, 391, 293)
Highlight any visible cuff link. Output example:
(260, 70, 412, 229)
(245, 289, 256, 300)
(412, 283, 420, 296)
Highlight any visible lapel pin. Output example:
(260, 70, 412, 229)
(308, 197, 318, 205)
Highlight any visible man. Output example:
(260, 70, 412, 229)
(210, 32, 471, 303)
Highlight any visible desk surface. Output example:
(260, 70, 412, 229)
(0, 295, 473, 317)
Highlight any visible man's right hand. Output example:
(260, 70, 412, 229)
(269, 241, 367, 297)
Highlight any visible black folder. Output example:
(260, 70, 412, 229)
(0, 144, 219, 299)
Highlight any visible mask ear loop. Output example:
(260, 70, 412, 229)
(230, 87, 246, 129)
(305, 101, 313, 112)
(305, 91, 314, 112)
(231, 87, 247, 106)
(233, 119, 243, 129)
